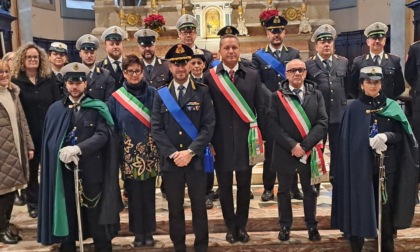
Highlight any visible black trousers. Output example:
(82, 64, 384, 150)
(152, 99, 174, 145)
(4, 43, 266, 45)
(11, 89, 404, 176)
(264, 140, 300, 192)
(26, 154, 40, 211)
(124, 177, 156, 235)
(0, 191, 14, 230)
(162, 167, 208, 252)
(216, 169, 252, 231)
(206, 172, 215, 196)
(324, 123, 340, 180)
(62, 168, 112, 252)
(277, 163, 318, 229)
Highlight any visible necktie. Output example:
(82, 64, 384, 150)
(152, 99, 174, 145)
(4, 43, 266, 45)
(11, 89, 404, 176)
(293, 88, 302, 104)
(114, 60, 122, 76)
(323, 60, 331, 71)
(275, 50, 281, 60)
(87, 71, 92, 82)
(56, 73, 63, 82)
(146, 65, 153, 76)
(373, 55, 380, 66)
(177, 85, 185, 104)
(229, 69, 235, 83)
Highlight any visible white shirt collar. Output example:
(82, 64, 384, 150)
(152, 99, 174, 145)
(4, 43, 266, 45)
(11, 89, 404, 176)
(317, 54, 333, 62)
(269, 44, 283, 53)
(108, 56, 123, 64)
(69, 94, 85, 104)
(369, 51, 384, 59)
(289, 85, 305, 94)
(222, 63, 239, 73)
(191, 73, 203, 79)
(145, 56, 157, 67)
(88, 66, 95, 73)
(173, 79, 190, 96)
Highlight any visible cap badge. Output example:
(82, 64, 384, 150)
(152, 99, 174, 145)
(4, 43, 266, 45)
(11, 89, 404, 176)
(274, 16, 280, 24)
(371, 68, 376, 75)
(114, 27, 118, 33)
(176, 44, 185, 54)
(324, 26, 329, 32)
(226, 26, 232, 34)
(73, 64, 79, 71)
(58, 44, 63, 49)
(186, 16, 189, 21)
(143, 30, 147, 36)
(88, 36, 92, 41)
(375, 24, 380, 30)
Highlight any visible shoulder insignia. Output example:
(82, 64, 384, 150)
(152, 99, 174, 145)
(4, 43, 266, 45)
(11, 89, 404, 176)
(384, 53, 389, 60)
(157, 58, 162, 64)
(104, 58, 109, 65)
(365, 54, 370, 60)
(264, 44, 269, 53)
(96, 67, 101, 73)
(283, 45, 289, 52)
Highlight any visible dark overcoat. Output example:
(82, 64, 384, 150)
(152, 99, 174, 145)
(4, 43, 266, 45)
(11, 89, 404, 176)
(86, 66, 115, 102)
(250, 44, 300, 92)
(151, 80, 215, 172)
(203, 63, 266, 171)
(305, 54, 350, 124)
(267, 80, 328, 173)
(350, 53, 405, 99)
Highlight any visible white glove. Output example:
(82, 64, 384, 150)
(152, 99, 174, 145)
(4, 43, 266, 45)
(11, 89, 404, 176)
(369, 133, 388, 154)
(59, 146, 81, 165)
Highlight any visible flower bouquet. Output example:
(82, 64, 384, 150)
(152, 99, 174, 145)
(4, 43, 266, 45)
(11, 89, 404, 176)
(259, 9, 279, 26)
(144, 13, 166, 31)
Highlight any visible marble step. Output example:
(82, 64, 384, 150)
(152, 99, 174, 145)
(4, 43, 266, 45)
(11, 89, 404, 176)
(3, 228, 420, 251)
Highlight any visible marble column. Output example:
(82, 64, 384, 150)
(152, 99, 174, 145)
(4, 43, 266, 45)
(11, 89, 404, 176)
(17, 0, 32, 44)
(390, 0, 406, 69)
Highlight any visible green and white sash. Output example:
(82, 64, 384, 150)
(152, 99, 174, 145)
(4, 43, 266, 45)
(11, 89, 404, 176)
(209, 66, 264, 165)
(276, 90, 327, 185)
(112, 87, 151, 128)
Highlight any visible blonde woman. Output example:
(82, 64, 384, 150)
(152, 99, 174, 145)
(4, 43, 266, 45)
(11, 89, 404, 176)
(0, 60, 34, 244)
(12, 42, 61, 218)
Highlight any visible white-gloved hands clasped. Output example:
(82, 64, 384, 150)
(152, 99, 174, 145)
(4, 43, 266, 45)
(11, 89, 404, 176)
(59, 145, 81, 165)
(369, 133, 388, 154)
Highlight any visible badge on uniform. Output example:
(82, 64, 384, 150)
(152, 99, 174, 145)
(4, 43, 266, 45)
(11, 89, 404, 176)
(186, 101, 200, 111)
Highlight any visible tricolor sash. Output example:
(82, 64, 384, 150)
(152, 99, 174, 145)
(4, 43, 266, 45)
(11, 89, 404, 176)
(276, 90, 327, 185)
(112, 87, 151, 128)
(157, 85, 214, 173)
(256, 49, 286, 79)
(209, 66, 264, 165)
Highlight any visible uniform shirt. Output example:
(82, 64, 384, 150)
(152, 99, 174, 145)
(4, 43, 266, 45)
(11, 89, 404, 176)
(145, 56, 157, 68)
(108, 56, 122, 72)
(173, 79, 190, 100)
(369, 51, 384, 65)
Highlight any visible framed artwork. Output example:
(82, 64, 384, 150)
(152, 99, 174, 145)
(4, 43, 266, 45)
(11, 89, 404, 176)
(60, 0, 95, 20)
(330, 0, 357, 10)
(32, 0, 56, 11)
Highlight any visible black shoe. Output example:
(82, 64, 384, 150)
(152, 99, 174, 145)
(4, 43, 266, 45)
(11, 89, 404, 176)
(250, 190, 254, 199)
(133, 234, 144, 247)
(213, 188, 219, 201)
(205, 198, 214, 209)
(261, 190, 274, 201)
(278, 226, 290, 241)
(6, 228, 22, 241)
(237, 228, 250, 243)
(225, 230, 237, 244)
(144, 233, 154, 246)
(0, 230, 18, 244)
(308, 228, 321, 241)
(291, 190, 303, 200)
(28, 209, 38, 218)
(14, 191, 25, 206)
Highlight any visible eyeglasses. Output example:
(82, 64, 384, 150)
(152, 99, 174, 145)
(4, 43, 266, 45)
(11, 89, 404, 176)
(125, 69, 143, 76)
(180, 30, 196, 36)
(286, 68, 306, 74)
(0, 70, 10, 75)
(25, 56, 39, 61)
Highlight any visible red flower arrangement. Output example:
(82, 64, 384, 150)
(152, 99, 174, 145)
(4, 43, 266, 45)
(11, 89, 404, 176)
(144, 14, 166, 31)
(259, 9, 279, 26)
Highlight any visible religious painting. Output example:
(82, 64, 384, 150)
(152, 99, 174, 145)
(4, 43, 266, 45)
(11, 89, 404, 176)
(330, 0, 356, 10)
(60, 0, 94, 20)
(32, 0, 56, 11)
(204, 7, 221, 38)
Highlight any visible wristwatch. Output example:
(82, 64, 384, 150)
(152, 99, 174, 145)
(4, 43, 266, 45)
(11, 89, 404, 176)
(188, 149, 196, 157)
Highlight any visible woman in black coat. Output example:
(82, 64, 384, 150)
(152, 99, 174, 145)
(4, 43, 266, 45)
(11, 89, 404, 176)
(331, 66, 418, 252)
(11, 42, 61, 218)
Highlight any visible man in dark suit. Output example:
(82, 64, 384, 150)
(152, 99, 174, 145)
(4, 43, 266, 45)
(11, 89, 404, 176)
(96, 26, 126, 90)
(250, 15, 302, 202)
(350, 22, 405, 99)
(305, 24, 350, 186)
(268, 59, 328, 242)
(176, 14, 214, 71)
(151, 44, 215, 252)
(203, 34, 266, 244)
(38, 62, 121, 251)
(134, 28, 172, 89)
(48, 42, 68, 97)
(75, 34, 115, 102)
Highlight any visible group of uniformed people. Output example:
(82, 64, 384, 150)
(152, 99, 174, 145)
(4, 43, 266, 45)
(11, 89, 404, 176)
(1, 10, 418, 252)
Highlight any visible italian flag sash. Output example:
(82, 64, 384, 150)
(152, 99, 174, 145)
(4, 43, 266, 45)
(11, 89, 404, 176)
(276, 91, 327, 185)
(112, 87, 151, 128)
(209, 66, 264, 165)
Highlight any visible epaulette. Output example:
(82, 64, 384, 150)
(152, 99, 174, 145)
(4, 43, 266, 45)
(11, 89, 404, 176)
(311, 56, 316, 60)
(157, 84, 169, 90)
(195, 82, 208, 87)
(103, 58, 109, 65)
(95, 66, 102, 73)
(283, 45, 289, 52)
